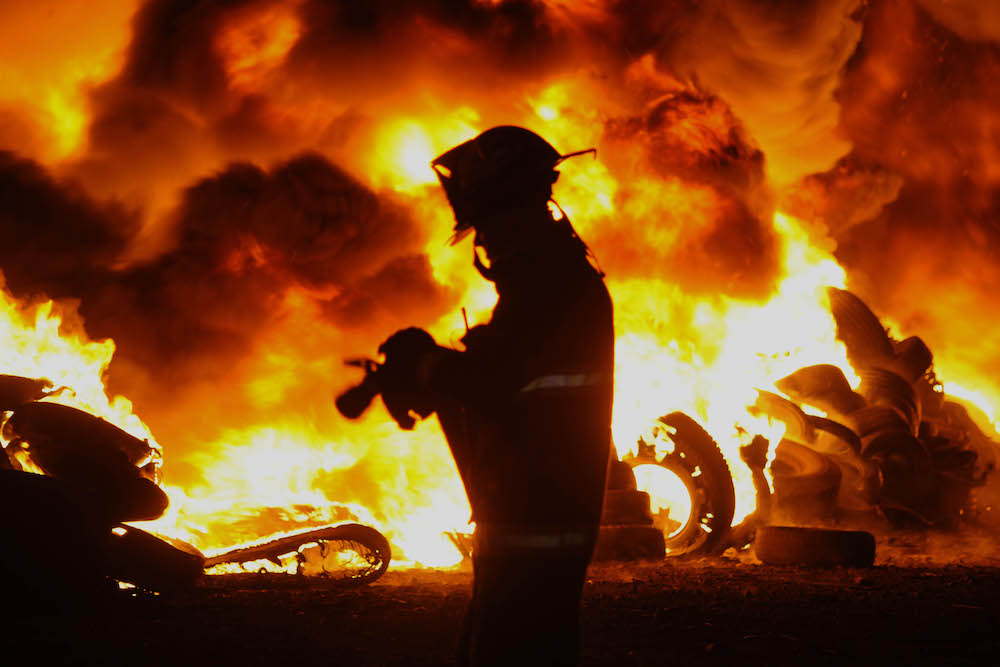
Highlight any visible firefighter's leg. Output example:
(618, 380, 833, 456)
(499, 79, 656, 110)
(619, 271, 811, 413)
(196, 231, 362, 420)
(466, 553, 589, 666)
(456, 555, 483, 667)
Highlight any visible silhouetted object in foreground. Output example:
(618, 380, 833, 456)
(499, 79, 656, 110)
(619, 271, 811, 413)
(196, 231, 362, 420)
(336, 328, 437, 431)
(205, 523, 391, 584)
(0, 468, 110, 611)
(0, 381, 182, 610)
(339, 126, 611, 666)
(0, 373, 67, 410)
(745, 289, 993, 533)
(4, 401, 168, 523)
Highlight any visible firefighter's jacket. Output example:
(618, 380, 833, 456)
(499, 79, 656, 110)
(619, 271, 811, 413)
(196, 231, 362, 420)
(431, 228, 614, 542)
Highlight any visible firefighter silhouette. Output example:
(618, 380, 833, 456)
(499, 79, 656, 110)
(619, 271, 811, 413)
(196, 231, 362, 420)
(378, 126, 613, 666)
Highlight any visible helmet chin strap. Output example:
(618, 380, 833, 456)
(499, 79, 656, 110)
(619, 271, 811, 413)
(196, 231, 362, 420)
(470, 198, 605, 282)
(549, 198, 606, 278)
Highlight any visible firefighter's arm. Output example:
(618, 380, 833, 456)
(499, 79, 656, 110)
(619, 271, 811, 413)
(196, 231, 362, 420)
(376, 327, 442, 429)
(425, 307, 552, 403)
(374, 326, 501, 410)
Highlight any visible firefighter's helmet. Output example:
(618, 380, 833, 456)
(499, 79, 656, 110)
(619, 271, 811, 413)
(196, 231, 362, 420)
(431, 126, 593, 244)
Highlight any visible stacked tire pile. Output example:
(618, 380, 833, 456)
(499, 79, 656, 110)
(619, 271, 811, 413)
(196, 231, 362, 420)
(595, 412, 736, 560)
(753, 288, 995, 530)
(594, 459, 666, 561)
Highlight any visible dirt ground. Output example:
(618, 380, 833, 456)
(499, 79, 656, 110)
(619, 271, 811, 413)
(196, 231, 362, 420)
(6, 532, 1000, 666)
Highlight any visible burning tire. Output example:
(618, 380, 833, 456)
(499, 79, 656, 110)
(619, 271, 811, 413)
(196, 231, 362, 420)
(104, 524, 206, 592)
(204, 523, 392, 585)
(754, 525, 876, 567)
(825, 287, 894, 368)
(770, 440, 842, 522)
(3, 401, 168, 522)
(624, 412, 735, 556)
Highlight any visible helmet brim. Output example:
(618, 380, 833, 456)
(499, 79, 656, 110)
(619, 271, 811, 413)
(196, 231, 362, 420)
(448, 225, 475, 246)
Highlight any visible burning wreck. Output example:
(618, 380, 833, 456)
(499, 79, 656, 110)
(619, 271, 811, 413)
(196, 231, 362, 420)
(602, 286, 997, 565)
(0, 372, 392, 602)
(1, 0, 999, 606)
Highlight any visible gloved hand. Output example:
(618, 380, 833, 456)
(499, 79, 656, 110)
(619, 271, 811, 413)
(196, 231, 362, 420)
(378, 327, 438, 430)
(378, 327, 437, 388)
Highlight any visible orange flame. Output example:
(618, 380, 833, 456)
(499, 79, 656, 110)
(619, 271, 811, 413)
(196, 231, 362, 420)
(0, 281, 158, 457)
(6, 107, 998, 569)
(2, 5, 999, 571)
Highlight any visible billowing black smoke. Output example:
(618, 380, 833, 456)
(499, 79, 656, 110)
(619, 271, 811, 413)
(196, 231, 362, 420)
(0, 151, 455, 440)
(594, 89, 779, 299)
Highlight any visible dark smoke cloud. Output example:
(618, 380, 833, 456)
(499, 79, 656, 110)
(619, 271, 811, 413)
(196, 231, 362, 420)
(781, 155, 905, 237)
(0, 151, 134, 298)
(115, 0, 233, 104)
(593, 89, 780, 299)
(87, 153, 449, 377)
(835, 184, 1000, 380)
(70, 0, 579, 213)
(0, 150, 455, 401)
(0, 105, 48, 160)
(287, 0, 571, 103)
(604, 91, 768, 198)
(75, 86, 212, 203)
(914, 0, 1000, 42)
(813, 0, 1000, 396)
(69, 0, 304, 218)
(324, 254, 458, 332)
(644, 0, 865, 184)
(839, 0, 1000, 194)
(69, 0, 845, 290)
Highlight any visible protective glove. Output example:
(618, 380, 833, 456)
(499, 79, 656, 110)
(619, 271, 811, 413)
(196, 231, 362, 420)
(378, 327, 438, 429)
(378, 327, 437, 388)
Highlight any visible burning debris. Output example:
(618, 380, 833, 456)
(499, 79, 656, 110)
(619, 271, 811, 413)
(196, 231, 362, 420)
(756, 287, 994, 531)
(593, 457, 667, 562)
(4, 400, 167, 521)
(624, 287, 998, 565)
(0, 378, 200, 604)
(0, 382, 394, 600)
(615, 413, 735, 558)
(204, 523, 390, 583)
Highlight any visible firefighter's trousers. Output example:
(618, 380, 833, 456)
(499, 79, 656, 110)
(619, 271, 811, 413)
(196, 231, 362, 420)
(458, 548, 591, 666)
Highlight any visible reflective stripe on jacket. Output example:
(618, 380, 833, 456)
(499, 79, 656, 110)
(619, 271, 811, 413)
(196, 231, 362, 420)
(431, 229, 615, 531)
(474, 523, 596, 559)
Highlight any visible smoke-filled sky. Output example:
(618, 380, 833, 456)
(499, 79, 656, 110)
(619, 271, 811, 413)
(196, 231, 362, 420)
(1, 0, 998, 484)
